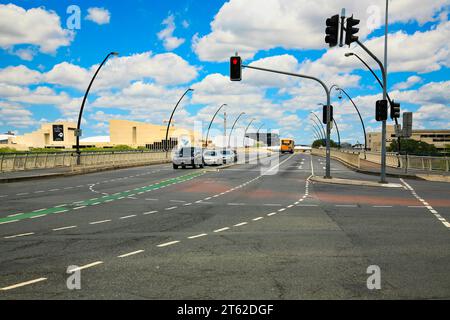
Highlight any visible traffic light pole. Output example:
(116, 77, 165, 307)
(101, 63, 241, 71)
(243, 64, 332, 178)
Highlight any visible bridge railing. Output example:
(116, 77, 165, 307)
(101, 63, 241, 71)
(0, 150, 170, 173)
(311, 148, 449, 173)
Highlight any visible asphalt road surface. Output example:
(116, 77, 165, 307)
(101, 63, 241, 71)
(0, 152, 449, 299)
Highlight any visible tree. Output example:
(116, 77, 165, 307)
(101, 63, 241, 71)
(311, 139, 338, 148)
(388, 139, 439, 156)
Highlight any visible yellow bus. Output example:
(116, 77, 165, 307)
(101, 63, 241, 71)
(280, 138, 295, 154)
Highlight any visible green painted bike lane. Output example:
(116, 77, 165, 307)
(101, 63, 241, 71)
(0, 170, 206, 224)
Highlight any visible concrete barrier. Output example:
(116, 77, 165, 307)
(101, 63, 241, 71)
(311, 148, 360, 168)
(0, 151, 170, 173)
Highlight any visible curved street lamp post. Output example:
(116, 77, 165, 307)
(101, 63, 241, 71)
(228, 112, 246, 148)
(164, 88, 194, 153)
(205, 104, 227, 148)
(76, 52, 119, 165)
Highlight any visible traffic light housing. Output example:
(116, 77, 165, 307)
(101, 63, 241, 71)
(376, 100, 388, 121)
(230, 56, 242, 81)
(390, 100, 400, 119)
(345, 15, 360, 46)
(323, 105, 333, 124)
(325, 15, 339, 47)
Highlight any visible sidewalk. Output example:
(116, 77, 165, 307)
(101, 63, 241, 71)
(0, 167, 72, 183)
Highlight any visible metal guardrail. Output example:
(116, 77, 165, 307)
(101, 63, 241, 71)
(313, 148, 449, 173)
(0, 150, 169, 172)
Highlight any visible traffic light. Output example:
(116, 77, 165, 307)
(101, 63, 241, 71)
(345, 15, 360, 46)
(390, 100, 400, 119)
(325, 15, 339, 47)
(323, 105, 333, 124)
(376, 100, 388, 121)
(230, 56, 242, 81)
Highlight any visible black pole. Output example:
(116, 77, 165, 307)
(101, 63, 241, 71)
(333, 118, 341, 148)
(205, 104, 227, 148)
(310, 112, 327, 140)
(228, 112, 246, 147)
(76, 52, 118, 164)
(310, 119, 325, 141)
(348, 52, 401, 154)
(243, 118, 255, 147)
(164, 88, 193, 152)
(336, 87, 367, 151)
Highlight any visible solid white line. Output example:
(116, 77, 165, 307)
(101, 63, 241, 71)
(7, 213, 23, 218)
(118, 250, 144, 258)
(53, 225, 77, 231)
(234, 222, 248, 227)
(188, 233, 208, 239)
(67, 261, 103, 273)
(30, 214, 46, 219)
(214, 227, 230, 233)
(89, 220, 111, 225)
(157, 240, 180, 247)
(4, 232, 34, 239)
(1, 278, 47, 291)
(119, 215, 136, 219)
(143, 211, 158, 215)
(0, 220, 19, 225)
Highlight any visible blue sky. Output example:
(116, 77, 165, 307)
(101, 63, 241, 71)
(0, 0, 449, 145)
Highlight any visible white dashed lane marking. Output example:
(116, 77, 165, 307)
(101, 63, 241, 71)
(0, 278, 47, 291)
(118, 250, 144, 258)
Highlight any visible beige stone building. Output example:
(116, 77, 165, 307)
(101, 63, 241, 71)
(3, 120, 198, 151)
(367, 125, 450, 153)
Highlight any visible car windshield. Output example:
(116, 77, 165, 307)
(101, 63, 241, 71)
(205, 151, 216, 156)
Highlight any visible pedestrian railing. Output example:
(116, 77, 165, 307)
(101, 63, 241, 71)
(0, 150, 169, 172)
(311, 148, 449, 173)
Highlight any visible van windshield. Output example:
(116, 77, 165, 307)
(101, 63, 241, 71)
(205, 151, 216, 156)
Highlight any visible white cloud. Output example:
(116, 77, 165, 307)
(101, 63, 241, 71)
(193, 0, 449, 62)
(392, 76, 422, 90)
(0, 4, 74, 54)
(0, 65, 42, 85)
(85, 7, 111, 25)
(43, 52, 198, 90)
(0, 101, 35, 128)
(158, 14, 185, 50)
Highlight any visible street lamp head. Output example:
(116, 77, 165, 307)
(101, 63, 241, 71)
(188, 88, 194, 91)
(344, 52, 354, 57)
(111, 52, 119, 56)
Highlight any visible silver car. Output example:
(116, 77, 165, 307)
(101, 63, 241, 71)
(219, 148, 236, 164)
(203, 149, 223, 166)
(172, 147, 204, 169)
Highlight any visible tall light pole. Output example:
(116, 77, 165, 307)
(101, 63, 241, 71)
(205, 104, 227, 148)
(76, 52, 118, 165)
(342, 1, 389, 183)
(164, 88, 194, 152)
(243, 118, 256, 147)
(310, 112, 327, 140)
(332, 86, 367, 151)
(228, 112, 246, 147)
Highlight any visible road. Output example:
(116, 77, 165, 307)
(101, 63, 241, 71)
(0, 152, 449, 299)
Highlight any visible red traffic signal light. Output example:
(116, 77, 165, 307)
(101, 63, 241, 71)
(325, 15, 339, 47)
(230, 56, 242, 81)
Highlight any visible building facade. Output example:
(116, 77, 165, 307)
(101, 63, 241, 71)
(367, 125, 450, 153)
